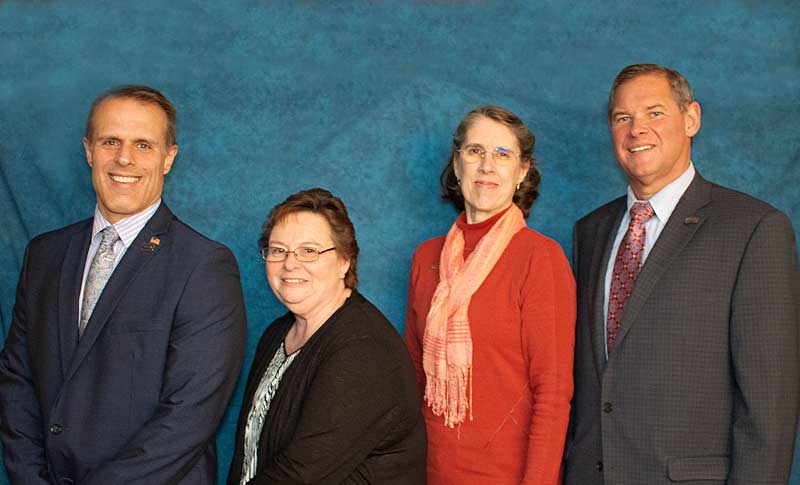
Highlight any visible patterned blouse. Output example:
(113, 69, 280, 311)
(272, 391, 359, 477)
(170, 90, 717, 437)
(240, 341, 300, 484)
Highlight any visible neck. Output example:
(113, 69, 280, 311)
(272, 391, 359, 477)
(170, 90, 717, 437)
(465, 202, 513, 224)
(286, 287, 351, 353)
(630, 159, 691, 200)
(631, 184, 657, 201)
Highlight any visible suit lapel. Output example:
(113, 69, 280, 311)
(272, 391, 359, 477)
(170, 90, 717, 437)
(64, 204, 175, 382)
(57, 221, 93, 378)
(589, 199, 626, 376)
(612, 174, 712, 351)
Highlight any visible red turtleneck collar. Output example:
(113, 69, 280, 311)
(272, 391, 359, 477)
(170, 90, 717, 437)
(455, 205, 514, 258)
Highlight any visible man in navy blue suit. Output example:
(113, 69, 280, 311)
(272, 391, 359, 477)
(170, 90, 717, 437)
(0, 86, 247, 484)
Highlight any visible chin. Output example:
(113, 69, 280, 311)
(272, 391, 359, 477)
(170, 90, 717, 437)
(278, 294, 309, 309)
(622, 162, 656, 178)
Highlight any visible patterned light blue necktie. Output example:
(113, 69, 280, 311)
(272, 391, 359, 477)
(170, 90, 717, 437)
(79, 226, 120, 337)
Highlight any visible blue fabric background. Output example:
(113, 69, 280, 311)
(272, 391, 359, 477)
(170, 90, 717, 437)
(1, 1, 798, 483)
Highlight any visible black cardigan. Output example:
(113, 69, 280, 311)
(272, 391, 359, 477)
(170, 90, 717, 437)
(228, 291, 426, 484)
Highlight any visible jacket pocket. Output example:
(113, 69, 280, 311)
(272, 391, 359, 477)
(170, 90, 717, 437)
(108, 314, 169, 334)
(667, 455, 730, 481)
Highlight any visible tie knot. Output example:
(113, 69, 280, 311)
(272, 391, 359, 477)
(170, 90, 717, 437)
(630, 202, 654, 223)
(100, 226, 120, 247)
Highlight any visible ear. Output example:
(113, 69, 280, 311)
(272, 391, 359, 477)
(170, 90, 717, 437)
(162, 144, 178, 175)
(452, 155, 462, 181)
(338, 257, 351, 280)
(684, 101, 701, 138)
(518, 159, 531, 186)
(83, 137, 93, 168)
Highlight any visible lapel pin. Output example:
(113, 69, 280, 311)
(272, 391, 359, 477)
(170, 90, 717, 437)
(142, 237, 161, 252)
(684, 216, 701, 224)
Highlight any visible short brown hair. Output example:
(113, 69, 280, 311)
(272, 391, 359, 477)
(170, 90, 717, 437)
(259, 188, 359, 289)
(85, 85, 177, 146)
(608, 64, 695, 120)
(440, 105, 541, 218)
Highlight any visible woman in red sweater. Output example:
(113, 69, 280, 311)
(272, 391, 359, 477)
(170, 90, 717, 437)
(405, 105, 576, 484)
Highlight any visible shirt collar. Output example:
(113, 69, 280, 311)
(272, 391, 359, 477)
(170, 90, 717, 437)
(626, 162, 695, 223)
(90, 199, 162, 248)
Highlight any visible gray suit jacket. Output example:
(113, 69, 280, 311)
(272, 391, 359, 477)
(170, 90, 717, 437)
(564, 173, 799, 484)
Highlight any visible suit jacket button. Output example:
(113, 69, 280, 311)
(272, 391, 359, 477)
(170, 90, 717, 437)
(596, 461, 603, 472)
(49, 424, 63, 435)
(602, 402, 613, 413)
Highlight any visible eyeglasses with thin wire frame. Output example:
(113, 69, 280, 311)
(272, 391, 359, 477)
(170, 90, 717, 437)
(457, 144, 522, 166)
(260, 246, 336, 263)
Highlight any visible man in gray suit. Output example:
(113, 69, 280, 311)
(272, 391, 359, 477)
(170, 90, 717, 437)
(564, 64, 799, 484)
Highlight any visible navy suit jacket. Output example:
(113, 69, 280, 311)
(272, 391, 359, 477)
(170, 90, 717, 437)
(0, 203, 247, 484)
(565, 173, 799, 484)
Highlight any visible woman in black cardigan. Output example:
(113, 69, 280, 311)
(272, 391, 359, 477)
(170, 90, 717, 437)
(228, 188, 426, 485)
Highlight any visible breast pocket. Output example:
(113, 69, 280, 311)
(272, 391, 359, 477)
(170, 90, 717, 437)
(667, 455, 730, 482)
(108, 315, 169, 334)
(106, 291, 172, 334)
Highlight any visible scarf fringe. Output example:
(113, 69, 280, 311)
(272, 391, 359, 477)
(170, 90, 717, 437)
(424, 364, 473, 428)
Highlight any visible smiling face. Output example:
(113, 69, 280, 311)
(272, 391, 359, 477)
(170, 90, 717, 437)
(610, 73, 701, 199)
(266, 211, 351, 322)
(454, 116, 530, 224)
(83, 97, 178, 223)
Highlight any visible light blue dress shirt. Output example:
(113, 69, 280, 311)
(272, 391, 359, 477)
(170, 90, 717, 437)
(602, 164, 696, 358)
(77, 199, 162, 325)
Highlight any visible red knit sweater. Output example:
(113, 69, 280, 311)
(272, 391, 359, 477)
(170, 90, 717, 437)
(405, 210, 576, 484)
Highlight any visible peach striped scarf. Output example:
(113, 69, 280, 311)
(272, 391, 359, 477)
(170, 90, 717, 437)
(422, 204, 526, 427)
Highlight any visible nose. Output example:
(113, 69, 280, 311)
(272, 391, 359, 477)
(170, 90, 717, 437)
(477, 152, 496, 173)
(116, 143, 134, 166)
(629, 117, 648, 137)
(282, 251, 301, 270)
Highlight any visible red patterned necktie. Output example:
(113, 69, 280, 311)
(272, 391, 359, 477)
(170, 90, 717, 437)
(607, 201, 655, 351)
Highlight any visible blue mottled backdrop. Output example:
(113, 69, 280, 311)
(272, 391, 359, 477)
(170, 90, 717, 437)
(1, 1, 798, 483)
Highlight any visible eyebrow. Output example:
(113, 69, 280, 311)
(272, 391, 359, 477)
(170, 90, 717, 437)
(94, 134, 161, 146)
(611, 103, 668, 117)
(463, 143, 514, 151)
(268, 240, 326, 247)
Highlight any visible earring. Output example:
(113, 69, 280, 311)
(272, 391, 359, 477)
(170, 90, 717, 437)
(457, 178, 461, 185)
(516, 182, 521, 190)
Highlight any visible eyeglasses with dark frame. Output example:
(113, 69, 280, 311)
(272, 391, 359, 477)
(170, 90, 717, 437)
(457, 144, 521, 166)
(260, 246, 337, 263)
